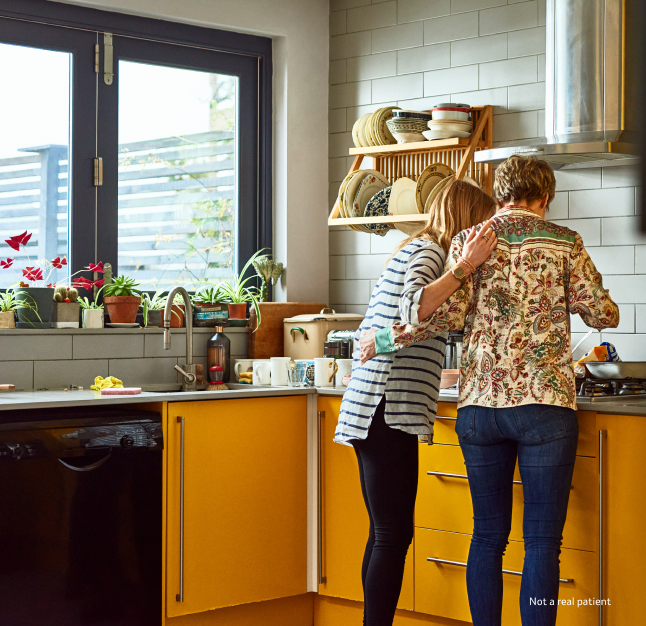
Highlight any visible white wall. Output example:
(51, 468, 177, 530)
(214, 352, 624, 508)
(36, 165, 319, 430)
(328, 0, 646, 361)
(49, 0, 330, 303)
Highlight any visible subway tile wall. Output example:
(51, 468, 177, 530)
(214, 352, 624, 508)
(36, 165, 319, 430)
(0, 328, 248, 391)
(328, 0, 645, 361)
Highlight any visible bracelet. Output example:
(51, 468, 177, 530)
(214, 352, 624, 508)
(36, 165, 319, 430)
(458, 257, 477, 274)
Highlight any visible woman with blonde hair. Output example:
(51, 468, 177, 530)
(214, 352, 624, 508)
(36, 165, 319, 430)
(363, 156, 620, 625)
(335, 178, 498, 626)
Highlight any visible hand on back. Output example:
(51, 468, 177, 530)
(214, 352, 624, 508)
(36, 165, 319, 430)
(462, 218, 497, 268)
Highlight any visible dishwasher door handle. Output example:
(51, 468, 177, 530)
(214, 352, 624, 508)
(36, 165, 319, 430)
(176, 416, 185, 603)
(58, 451, 112, 472)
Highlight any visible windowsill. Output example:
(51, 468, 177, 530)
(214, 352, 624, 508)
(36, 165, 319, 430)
(0, 326, 249, 335)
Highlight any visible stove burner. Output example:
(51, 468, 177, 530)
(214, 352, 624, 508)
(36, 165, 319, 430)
(578, 378, 646, 397)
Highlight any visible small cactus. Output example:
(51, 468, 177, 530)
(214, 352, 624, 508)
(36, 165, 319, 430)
(67, 288, 78, 302)
(54, 286, 67, 302)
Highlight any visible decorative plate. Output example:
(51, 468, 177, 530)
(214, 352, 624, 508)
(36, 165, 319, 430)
(351, 117, 362, 148)
(337, 170, 361, 219)
(364, 187, 392, 236)
(424, 175, 453, 213)
(415, 163, 454, 213)
(352, 171, 389, 232)
(374, 106, 400, 145)
(358, 113, 372, 148)
(389, 177, 418, 216)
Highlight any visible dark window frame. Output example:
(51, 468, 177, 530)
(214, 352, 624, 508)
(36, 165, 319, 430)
(0, 0, 272, 284)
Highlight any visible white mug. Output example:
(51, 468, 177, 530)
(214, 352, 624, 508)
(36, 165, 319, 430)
(314, 358, 339, 388)
(234, 359, 254, 380)
(270, 357, 291, 386)
(252, 360, 271, 385)
(335, 359, 353, 387)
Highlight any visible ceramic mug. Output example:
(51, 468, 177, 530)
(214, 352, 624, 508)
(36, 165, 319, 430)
(270, 357, 291, 386)
(314, 358, 339, 387)
(234, 358, 254, 381)
(252, 360, 271, 385)
(335, 359, 353, 387)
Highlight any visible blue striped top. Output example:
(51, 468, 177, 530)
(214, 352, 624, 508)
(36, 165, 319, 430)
(334, 239, 448, 446)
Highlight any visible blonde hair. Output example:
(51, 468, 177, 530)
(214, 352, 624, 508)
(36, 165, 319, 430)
(392, 178, 496, 257)
(494, 155, 556, 207)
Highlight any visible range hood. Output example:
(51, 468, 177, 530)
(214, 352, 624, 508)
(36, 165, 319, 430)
(475, 0, 640, 170)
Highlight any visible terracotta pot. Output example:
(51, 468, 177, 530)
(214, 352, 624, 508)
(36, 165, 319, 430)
(167, 304, 185, 328)
(104, 296, 141, 324)
(228, 303, 247, 319)
(0, 310, 16, 329)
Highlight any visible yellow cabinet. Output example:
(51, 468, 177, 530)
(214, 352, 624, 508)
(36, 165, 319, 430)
(317, 396, 413, 610)
(165, 397, 308, 618)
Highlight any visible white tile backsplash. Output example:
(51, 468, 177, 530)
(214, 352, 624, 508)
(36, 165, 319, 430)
(328, 0, 646, 355)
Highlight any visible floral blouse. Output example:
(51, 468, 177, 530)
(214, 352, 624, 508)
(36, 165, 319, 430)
(379, 206, 620, 410)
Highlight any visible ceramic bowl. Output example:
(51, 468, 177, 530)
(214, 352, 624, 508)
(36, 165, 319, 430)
(392, 110, 433, 121)
(423, 129, 471, 140)
(432, 109, 470, 121)
(433, 102, 470, 109)
(387, 118, 428, 143)
(427, 119, 473, 132)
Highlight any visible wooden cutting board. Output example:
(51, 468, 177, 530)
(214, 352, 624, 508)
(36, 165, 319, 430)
(248, 302, 327, 359)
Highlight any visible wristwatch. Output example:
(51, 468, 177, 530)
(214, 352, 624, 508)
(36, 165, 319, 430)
(451, 264, 468, 283)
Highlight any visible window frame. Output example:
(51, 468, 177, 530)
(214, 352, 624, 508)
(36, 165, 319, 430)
(0, 0, 272, 285)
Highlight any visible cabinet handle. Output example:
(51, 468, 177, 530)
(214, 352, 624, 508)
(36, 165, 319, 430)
(176, 416, 185, 603)
(317, 411, 327, 585)
(427, 557, 573, 584)
(427, 470, 522, 485)
(599, 430, 606, 626)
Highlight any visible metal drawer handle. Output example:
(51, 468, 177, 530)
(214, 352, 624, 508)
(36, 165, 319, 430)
(427, 470, 522, 485)
(436, 416, 457, 421)
(427, 557, 573, 584)
(176, 416, 185, 603)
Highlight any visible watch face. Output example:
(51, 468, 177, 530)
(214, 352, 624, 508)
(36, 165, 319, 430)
(453, 266, 466, 280)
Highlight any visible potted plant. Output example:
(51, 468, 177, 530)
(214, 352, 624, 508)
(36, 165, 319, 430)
(252, 252, 284, 302)
(0, 289, 38, 329)
(192, 285, 228, 327)
(140, 289, 166, 327)
(99, 275, 142, 324)
(217, 253, 262, 326)
(50, 286, 80, 328)
(168, 292, 186, 328)
(78, 296, 104, 328)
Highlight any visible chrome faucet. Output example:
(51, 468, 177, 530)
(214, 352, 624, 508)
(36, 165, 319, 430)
(163, 287, 197, 391)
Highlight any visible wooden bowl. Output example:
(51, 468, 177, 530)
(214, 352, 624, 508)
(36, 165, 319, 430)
(440, 369, 459, 389)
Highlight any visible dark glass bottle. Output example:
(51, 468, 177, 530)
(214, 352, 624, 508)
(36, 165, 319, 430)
(207, 326, 230, 382)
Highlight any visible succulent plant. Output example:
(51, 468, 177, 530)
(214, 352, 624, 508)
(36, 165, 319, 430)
(252, 252, 283, 302)
(54, 286, 68, 302)
(67, 287, 78, 302)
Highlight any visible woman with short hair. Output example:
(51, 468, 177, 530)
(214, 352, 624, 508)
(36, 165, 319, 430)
(363, 156, 619, 626)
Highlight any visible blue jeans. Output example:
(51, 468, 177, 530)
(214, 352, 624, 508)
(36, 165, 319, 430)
(455, 404, 578, 626)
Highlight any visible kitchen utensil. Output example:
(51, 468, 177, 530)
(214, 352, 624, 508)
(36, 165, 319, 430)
(252, 360, 271, 385)
(270, 357, 291, 386)
(284, 309, 363, 360)
(207, 365, 228, 390)
(586, 362, 646, 379)
(572, 329, 594, 355)
(314, 358, 338, 387)
(335, 359, 353, 387)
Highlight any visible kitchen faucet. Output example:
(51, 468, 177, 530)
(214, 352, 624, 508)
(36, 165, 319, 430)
(163, 286, 197, 391)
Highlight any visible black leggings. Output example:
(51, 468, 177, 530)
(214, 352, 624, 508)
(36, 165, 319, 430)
(352, 398, 419, 626)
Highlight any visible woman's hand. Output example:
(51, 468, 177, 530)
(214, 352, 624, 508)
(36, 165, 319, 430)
(359, 328, 377, 364)
(462, 218, 497, 268)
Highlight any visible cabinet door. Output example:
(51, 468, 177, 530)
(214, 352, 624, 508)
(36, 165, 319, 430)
(317, 396, 413, 610)
(166, 397, 308, 618)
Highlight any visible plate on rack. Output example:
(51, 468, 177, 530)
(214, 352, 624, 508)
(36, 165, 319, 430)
(352, 172, 389, 231)
(423, 174, 479, 213)
(389, 177, 418, 216)
(415, 163, 454, 213)
(364, 187, 392, 236)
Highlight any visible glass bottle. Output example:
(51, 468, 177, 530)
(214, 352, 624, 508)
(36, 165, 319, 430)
(207, 326, 230, 383)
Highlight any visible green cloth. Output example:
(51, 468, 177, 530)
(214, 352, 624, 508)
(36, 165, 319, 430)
(375, 327, 396, 354)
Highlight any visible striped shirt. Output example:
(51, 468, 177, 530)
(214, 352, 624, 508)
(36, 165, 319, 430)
(334, 239, 448, 446)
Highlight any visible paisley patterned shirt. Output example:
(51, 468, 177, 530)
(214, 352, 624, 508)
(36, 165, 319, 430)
(387, 206, 620, 410)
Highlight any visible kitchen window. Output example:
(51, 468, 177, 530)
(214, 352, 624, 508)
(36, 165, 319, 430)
(0, 0, 272, 290)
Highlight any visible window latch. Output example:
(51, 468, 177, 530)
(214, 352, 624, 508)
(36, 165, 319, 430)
(104, 33, 113, 85)
(93, 157, 103, 186)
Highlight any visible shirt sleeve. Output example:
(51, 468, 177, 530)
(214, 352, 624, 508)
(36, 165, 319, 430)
(389, 233, 475, 351)
(399, 242, 446, 325)
(567, 234, 620, 330)
(374, 327, 396, 354)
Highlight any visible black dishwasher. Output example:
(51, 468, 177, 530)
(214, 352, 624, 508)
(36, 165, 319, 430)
(0, 407, 162, 625)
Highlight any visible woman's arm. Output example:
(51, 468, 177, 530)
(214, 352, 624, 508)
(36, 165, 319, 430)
(360, 221, 496, 363)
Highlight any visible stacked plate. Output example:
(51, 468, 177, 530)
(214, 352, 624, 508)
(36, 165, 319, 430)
(423, 103, 472, 140)
(352, 107, 401, 148)
(336, 169, 391, 234)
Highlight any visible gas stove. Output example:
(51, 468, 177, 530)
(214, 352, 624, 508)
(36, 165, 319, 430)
(577, 378, 646, 403)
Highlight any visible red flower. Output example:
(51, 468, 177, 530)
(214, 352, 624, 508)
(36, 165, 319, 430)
(5, 231, 32, 251)
(93, 278, 105, 288)
(73, 276, 94, 290)
(85, 261, 104, 273)
(47, 283, 56, 288)
(22, 267, 44, 282)
(51, 257, 67, 269)
(0, 258, 14, 269)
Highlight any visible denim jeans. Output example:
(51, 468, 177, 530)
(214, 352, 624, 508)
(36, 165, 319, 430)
(455, 404, 579, 626)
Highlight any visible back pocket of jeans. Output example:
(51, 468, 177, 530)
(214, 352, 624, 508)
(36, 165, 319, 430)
(516, 406, 571, 443)
(455, 406, 476, 442)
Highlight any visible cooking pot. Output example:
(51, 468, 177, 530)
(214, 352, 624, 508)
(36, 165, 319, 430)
(586, 362, 646, 379)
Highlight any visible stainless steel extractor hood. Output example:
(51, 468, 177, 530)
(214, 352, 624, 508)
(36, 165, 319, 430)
(475, 0, 640, 170)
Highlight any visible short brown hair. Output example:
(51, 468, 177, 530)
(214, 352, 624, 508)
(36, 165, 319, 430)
(494, 155, 556, 207)
(393, 178, 496, 257)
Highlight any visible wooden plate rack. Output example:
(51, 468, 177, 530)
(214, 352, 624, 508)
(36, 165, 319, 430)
(328, 105, 493, 228)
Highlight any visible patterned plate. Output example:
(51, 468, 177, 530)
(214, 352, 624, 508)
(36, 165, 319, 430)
(415, 163, 454, 213)
(352, 171, 390, 232)
(364, 187, 392, 236)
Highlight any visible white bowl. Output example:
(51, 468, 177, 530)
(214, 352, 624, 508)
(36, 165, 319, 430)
(423, 129, 471, 140)
(392, 132, 428, 144)
(432, 110, 470, 121)
(427, 120, 473, 133)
